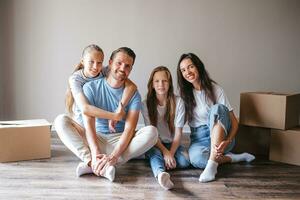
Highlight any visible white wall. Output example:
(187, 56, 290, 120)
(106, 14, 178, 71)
(1, 0, 300, 124)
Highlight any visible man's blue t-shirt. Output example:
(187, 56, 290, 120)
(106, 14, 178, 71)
(81, 77, 141, 134)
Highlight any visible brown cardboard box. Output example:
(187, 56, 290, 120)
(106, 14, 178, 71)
(233, 125, 271, 156)
(0, 119, 51, 162)
(269, 127, 300, 166)
(240, 92, 300, 130)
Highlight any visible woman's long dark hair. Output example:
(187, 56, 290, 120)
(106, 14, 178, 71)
(146, 66, 176, 134)
(177, 53, 216, 122)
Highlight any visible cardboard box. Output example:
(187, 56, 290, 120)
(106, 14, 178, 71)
(269, 127, 300, 166)
(240, 92, 300, 130)
(0, 119, 51, 162)
(232, 125, 271, 156)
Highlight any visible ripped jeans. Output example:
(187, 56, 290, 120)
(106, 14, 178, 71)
(145, 143, 190, 178)
(189, 104, 235, 169)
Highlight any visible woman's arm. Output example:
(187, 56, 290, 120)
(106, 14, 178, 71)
(226, 111, 239, 143)
(215, 111, 238, 155)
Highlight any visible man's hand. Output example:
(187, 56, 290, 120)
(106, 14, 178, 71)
(91, 154, 109, 176)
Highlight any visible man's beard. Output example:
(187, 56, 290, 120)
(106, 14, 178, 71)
(112, 70, 127, 81)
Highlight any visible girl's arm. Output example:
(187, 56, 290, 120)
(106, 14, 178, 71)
(169, 127, 183, 156)
(155, 139, 177, 170)
(75, 92, 125, 121)
(121, 78, 137, 106)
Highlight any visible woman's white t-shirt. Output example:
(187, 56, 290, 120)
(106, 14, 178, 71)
(189, 84, 233, 128)
(141, 96, 185, 143)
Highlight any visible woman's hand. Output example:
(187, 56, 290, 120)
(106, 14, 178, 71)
(214, 139, 230, 159)
(163, 150, 176, 170)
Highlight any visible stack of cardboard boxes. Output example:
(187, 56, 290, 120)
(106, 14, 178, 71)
(233, 92, 300, 166)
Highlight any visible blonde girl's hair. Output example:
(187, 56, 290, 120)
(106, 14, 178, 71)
(65, 44, 104, 115)
(146, 66, 176, 134)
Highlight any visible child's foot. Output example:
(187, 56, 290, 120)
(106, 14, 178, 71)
(76, 162, 93, 177)
(103, 165, 116, 182)
(226, 152, 255, 163)
(199, 159, 218, 183)
(157, 172, 174, 190)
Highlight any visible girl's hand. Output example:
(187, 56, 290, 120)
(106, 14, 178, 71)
(163, 150, 176, 170)
(108, 120, 117, 133)
(115, 102, 126, 121)
(109, 102, 125, 133)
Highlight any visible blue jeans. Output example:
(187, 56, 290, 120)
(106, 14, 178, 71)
(145, 143, 190, 178)
(189, 104, 236, 169)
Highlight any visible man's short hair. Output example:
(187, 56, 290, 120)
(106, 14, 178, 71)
(110, 47, 136, 65)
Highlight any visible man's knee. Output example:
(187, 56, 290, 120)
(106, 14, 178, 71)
(139, 125, 158, 144)
(54, 114, 70, 131)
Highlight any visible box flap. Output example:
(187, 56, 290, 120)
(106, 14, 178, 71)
(0, 119, 51, 128)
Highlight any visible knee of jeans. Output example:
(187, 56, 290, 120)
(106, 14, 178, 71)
(210, 104, 228, 116)
(177, 151, 190, 168)
(189, 149, 209, 169)
(145, 147, 162, 158)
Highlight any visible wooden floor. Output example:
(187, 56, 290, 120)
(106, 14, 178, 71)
(1, 132, 300, 200)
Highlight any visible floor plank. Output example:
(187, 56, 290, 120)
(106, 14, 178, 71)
(0, 132, 299, 199)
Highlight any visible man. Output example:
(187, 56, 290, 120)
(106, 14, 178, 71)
(81, 47, 158, 181)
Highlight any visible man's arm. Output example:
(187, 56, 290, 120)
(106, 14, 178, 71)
(83, 114, 109, 176)
(108, 110, 139, 164)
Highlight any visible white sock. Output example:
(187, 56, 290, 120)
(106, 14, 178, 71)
(157, 172, 174, 190)
(199, 160, 218, 183)
(103, 165, 116, 182)
(226, 152, 255, 163)
(76, 162, 93, 177)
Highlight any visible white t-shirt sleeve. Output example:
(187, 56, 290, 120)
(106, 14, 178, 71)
(215, 85, 233, 111)
(69, 74, 83, 96)
(141, 100, 151, 126)
(174, 97, 185, 128)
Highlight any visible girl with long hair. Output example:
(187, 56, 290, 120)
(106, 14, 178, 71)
(142, 66, 190, 190)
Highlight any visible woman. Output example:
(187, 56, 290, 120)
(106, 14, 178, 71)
(177, 53, 255, 182)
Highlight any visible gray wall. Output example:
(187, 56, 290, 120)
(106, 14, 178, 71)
(0, 1, 6, 120)
(1, 0, 300, 124)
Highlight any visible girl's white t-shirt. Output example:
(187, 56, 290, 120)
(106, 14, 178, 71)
(68, 67, 108, 123)
(189, 84, 233, 128)
(141, 96, 185, 143)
